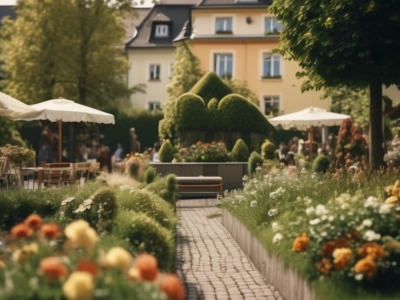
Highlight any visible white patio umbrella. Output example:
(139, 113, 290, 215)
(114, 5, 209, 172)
(0, 92, 39, 119)
(269, 107, 350, 158)
(19, 98, 115, 162)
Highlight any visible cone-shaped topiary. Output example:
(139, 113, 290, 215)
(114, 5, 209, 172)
(91, 187, 117, 232)
(145, 166, 157, 184)
(261, 139, 276, 160)
(118, 189, 177, 230)
(113, 211, 173, 270)
(312, 155, 331, 173)
(166, 174, 178, 210)
(248, 151, 263, 174)
(231, 139, 250, 162)
(159, 140, 174, 162)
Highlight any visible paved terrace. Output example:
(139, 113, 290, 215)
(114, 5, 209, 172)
(176, 204, 282, 300)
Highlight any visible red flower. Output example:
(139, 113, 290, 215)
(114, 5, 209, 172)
(211, 141, 216, 145)
(196, 141, 202, 145)
(11, 223, 34, 239)
(77, 258, 101, 276)
(41, 223, 60, 239)
(160, 274, 186, 300)
(135, 253, 159, 281)
(25, 214, 42, 229)
(40, 257, 69, 279)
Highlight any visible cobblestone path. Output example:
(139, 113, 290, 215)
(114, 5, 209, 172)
(176, 207, 280, 300)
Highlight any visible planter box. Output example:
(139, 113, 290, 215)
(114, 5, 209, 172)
(221, 209, 318, 300)
(150, 162, 248, 190)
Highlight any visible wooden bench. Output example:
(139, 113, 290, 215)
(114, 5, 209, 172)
(176, 176, 223, 199)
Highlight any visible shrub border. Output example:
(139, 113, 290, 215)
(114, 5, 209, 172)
(221, 209, 318, 300)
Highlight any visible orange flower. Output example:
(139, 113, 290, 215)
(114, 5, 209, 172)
(322, 241, 336, 257)
(25, 214, 42, 229)
(354, 257, 377, 280)
(346, 230, 360, 241)
(10, 223, 34, 239)
(40, 223, 60, 239)
(77, 259, 100, 276)
(196, 141, 202, 145)
(358, 243, 385, 260)
(333, 248, 352, 270)
(292, 233, 310, 253)
(40, 257, 69, 279)
(160, 274, 186, 300)
(318, 258, 332, 275)
(135, 253, 158, 281)
(211, 141, 216, 145)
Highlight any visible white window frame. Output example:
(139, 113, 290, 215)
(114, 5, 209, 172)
(215, 17, 233, 33)
(265, 17, 284, 34)
(263, 95, 281, 115)
(213, 53, 234, 78)
(147, 101, 162, 111)
(149, 63, 161, 80)
(262, 52, 282, 78)
(155, 24, 169, 37)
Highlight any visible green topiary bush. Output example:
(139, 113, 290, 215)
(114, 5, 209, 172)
(91, 187, 118, 232)
(207, 98, 219, 110)
(261, 139, 276, 160)
(144, 175, 179, 209)
(312, 155, 331, 173)
(248, 151, 263, 174)
(113, 211, 173, 270)
(231, 139, 250, 162)
(159, 140, 174, 162)
(189, 72, 233, 104)
(118, 189, 177, 230)
(166, 174, 178, 210)
(176, 93, 205, 130)
(144, 166, 157, 184)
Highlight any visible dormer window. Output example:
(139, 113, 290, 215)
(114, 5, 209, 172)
(155, 25, 169, 37)
(216, 17, 232, 33)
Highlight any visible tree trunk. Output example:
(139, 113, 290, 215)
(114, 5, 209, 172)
(369, 82, 384, 170)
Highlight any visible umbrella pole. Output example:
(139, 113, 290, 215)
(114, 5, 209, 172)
(309, 126, 314, 160)
(58, 120, 62, 162)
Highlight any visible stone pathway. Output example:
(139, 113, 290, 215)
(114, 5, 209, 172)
(176, 207, 280, 300)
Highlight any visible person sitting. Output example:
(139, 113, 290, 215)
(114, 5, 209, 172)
(114, 143, 124, 162)
(152, 142, 161, 162)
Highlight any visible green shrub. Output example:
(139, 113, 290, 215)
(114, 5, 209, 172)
(261, 139, 276, 160)
(207, 97, 219, 110)
(144, 166, 157, 184)
(118, 189, 177, 230)
(231, 139, 250, 162)
(166, 174, 178, 209)
(91, 187, 117, 230)
(228, 152, 237, 162)
(312, 155, 331, 173)
(144, 174, 179, 209)
(159, 140, 174, 162)
(189, 72, 233, 104)
(248, 151, 263, 174)
(176, 93, 205, 130)
(113, 211, 173, 270)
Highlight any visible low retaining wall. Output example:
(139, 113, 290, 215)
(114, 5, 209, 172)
(150, 162, 248, 190)
(221, 209, 318, 300)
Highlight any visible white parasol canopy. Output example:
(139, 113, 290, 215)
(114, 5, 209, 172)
(269, 107, 350, 130)
(0, 92, 39, 119)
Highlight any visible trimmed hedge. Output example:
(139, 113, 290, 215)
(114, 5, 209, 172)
(176, 93, 205, 130)
(189, 72, 233, 105)
(231, 139, 250, 162)
(248, 151, 263, 174)
(312, 155, 331, 173)
(159, 140, 174, 163)
(261, 139, 276, 160)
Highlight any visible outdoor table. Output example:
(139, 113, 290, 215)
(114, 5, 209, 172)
(21, 167, 74, 189)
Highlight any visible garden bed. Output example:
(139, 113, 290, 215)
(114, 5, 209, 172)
(150, 162, 248, 190)
(222, 209, 317, 300)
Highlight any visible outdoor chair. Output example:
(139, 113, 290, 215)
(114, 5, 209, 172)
(44, 163, 74, 187)
(75, 162, 91, 186)
(0, 157, 10, 189)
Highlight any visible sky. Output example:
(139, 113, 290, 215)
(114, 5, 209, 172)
(0, 0, 155, 6)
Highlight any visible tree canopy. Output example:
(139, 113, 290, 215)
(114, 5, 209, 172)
(270, 0, 400, 169)
(1, 0, 133, 109)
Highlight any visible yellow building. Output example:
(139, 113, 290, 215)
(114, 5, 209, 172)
(177, 0, 399, 115)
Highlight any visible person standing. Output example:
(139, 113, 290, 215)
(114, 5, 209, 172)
(129, 128, 141, 154)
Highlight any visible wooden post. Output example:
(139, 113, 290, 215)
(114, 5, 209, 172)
(309, 126, 314, 160)
(58, 120, 62, 162)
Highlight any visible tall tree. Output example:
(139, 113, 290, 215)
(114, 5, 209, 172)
(270, 0, 400, 169)
(1, 0, 133, 109)
(161, 41, 204, 139)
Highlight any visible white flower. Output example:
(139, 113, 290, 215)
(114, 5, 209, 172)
(242, 175, 249, 182)
(364, 196, 379, 208)
(379, 204, 393, 214)
(354, 274, 363, 281)
(341, 203, 350, 210)
(321, 215, 327, 220)
(250, 200, 257, 208)
(235, 195, 245, 203)
(304, 197, 312, 206)
(305, 207, 315, 215)
(328, 216, 335, 222)
(315, 204, 329, 216)
(268, 209, 278, 217)
(335, 193, 351, 204)
(309, 218, 321, 225)
(362, 219, 372, 227)
(321, 232, 327, 237)
(364, 230, 381, 241)
(273, 233, 283, 244)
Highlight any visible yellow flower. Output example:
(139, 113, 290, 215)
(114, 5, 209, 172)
(385, 196, 400, 204)
(105, 247, 133, 271)
(332, 248, 352, 270)
(23, 242, 39, 254)
(63, 272, 94, 300)
(65, 220, 98, 251)
(127, 267, 141, 281)
(0, 260, 5, 268)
